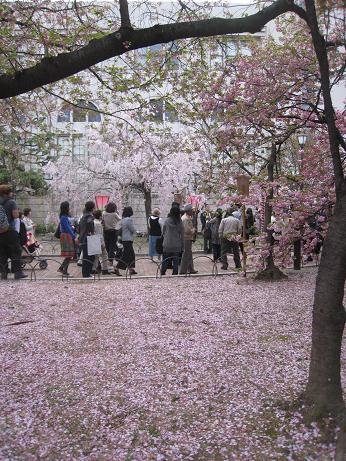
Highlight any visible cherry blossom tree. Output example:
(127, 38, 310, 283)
(1, 0, 346, 428)
(165, 5, 346, 423)
(45, 123, 202, 222)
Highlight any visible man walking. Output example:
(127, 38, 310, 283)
(219, 208, 242, 270)
(0, 184, 27, 279)
(180, 204, 198, 275)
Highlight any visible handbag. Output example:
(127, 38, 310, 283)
(87, 234, 102, 255)
(54, 224, 61, 239)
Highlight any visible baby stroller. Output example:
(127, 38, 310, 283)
(21, 235, 48, 270)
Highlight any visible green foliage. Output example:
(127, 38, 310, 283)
(46, 223, 56, 234)
(17, 170, 48, 194)
(0, 168, 11, 184)
(0, 167, 48, 195)
(35, 223, 46, 235)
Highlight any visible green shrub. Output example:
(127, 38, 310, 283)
(35, 223, 47, 235)
(0, 169, 11, 184)
(18, 171, 48, 195)
(46, 223, 56, 234)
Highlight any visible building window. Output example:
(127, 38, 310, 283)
(223, 40, 238, 59)
(72, 134, 86, 161)
(56, 135, 71, 156)
(148, 99, 164, 122)
(210, 105, 225, 121)
(137, 42, 180, 68)
(57, 107, 71, 123)
(164, 102, 178, 123)
(136, 100, 178, 124)
(56, 134, 86, 161)
(87, 102, 101, 122)
(73, 103, 87, 123)
(57, 100, 101, 123)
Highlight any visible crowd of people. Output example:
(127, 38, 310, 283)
(55, 199, 257, 278)
(0, 182, 258, 280)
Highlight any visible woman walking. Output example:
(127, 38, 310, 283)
(103, 202, 121, 268)
(58, 201, 77, 276)
(148, 208, 162, 262)
(115, 206, 137, 276)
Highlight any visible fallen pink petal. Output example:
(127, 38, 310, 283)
(0, 269, 342, 460)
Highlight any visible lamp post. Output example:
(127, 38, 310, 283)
(298, 134, 307, 148)
(293, 134, 307, 270)
(298, 133, 307, 176)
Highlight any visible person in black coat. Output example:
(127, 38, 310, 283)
(79, 201, 96, 278)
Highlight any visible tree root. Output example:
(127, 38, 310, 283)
(255, 265, 287, 281)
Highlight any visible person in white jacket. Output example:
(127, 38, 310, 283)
(219, 208, 242, 270)
(92, 209, 111, 275)
(23, 208, 36, 245)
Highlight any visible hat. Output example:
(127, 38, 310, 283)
(184, 204, 193, 212)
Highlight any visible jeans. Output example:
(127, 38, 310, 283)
(161, 252, 180, 275)
(148, 235, 161, 257)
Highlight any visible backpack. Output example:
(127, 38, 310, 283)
(0, 202, 9, 234)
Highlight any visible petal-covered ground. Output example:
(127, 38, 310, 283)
(0, 269, 343, 460)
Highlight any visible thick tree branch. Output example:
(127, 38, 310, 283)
(304, 0, 344, 187)
(0, 0, 307, 99)
(119, 0, 132, 29)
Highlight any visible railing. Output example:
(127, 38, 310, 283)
(0, 243, 320, 283)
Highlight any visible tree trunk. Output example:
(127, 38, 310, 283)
(305, 184, 346, 419)
(293, 238, 301, 270)
(256, 143, 287, 281)
(143, 188, 152, 233)
(303, 0, 346, 421)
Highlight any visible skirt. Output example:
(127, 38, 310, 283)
(60, 233, 75, 257)
(148, 235, 161, 257)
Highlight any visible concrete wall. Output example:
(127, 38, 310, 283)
(16, 191, 221, 233)
(16, 191, 164, 233)
(16, 195, 52, 226)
